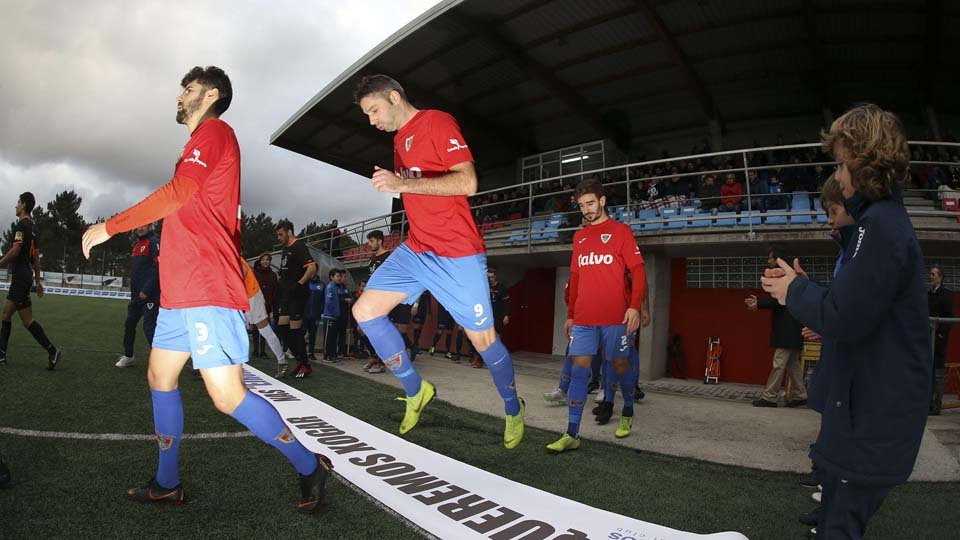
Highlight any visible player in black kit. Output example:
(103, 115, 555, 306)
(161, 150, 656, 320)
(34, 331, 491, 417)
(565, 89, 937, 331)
(0, 192, 62, 369)
(275, 220, 317, 378)
(363, 230, 391, 373)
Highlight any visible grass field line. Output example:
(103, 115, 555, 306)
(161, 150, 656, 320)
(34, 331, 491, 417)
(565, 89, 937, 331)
(0, 426, 255, 441)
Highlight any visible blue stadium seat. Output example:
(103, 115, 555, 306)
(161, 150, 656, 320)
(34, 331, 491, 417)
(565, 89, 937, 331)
(661, 208, 685, 229)
(738, 211, 762, 226)
(817, 212, 829, 224)
(688, 208, 712, 228)
(791, 213, 813, 225)
(716, 211, 738, 226)
(765, 213, 789, 225)
(792, 192, 811, 211)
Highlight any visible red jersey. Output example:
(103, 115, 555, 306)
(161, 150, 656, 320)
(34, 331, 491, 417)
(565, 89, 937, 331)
(567, 218, 645, 326)
(158, 119, 247, 310)
(393, 109, 485, 258)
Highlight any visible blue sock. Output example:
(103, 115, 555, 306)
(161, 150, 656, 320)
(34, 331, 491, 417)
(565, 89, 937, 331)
(151, 389, 184, 489)
(558, 355, 572, 393)
(359, 316, 422, 396)
(479, 338, 520, 416)
(619, 352, 638, 417)
(567, 365, 591, 436)
(231, 391, 317, 476)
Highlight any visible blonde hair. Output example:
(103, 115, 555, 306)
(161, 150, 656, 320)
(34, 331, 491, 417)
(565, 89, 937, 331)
(821, 104, 910, 201)
(819, 173, 845, 209)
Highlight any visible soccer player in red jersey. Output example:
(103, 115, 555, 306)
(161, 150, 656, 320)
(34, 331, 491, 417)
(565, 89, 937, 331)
(547, 179, 647, 453)
(351, 75, 525, 448)
(82, 66, 331, 512)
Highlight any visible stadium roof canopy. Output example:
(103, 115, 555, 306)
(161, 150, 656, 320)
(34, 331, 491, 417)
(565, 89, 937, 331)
(271, 0, 960, 178)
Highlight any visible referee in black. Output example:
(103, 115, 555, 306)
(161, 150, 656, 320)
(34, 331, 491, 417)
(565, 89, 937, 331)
(0, 192, 61, 369)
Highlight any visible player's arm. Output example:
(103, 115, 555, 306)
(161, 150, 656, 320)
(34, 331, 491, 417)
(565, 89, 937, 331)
(298, 262, 317, 285)
(623, 236, 646, 334)
(372, 161, 477, 196)
(565, 250, 580, 338)
(501, 287, 511, 325)
(0, 231, 23, 268)
(82, 175, 198, 258)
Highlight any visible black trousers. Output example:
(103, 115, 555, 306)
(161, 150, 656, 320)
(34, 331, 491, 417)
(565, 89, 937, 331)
(123, 299, 158, 357)
(323, 317, 344, 358)
(818, 471, 892, 540)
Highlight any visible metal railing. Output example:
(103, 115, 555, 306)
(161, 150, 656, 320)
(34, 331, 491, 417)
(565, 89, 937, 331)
(297, 141, 960, 264)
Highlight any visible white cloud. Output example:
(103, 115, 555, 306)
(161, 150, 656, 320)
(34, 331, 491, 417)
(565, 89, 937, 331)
(0, 0, 437, 228)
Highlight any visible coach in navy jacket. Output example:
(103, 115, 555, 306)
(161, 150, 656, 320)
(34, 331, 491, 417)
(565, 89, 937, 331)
(118, 224, 160, 365)
(762, 104, 930, 539)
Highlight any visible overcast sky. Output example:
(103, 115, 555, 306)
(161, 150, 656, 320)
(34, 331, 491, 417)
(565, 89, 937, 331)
(0, 0, 438, 230)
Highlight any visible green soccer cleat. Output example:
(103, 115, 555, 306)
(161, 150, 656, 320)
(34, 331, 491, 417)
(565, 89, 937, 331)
(615, 416, 633, 438)
(503, 398, 525, 449)
(546, 433, 580, 454)
(396, 380, 436, 435)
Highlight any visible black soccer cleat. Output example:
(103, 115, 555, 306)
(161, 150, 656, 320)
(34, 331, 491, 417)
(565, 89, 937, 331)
(0, 454, 11, 488)
(125, 478, 185, 505)
(594, 401, 614, 425)
(0, 351, 6, 366)
(46, 348, 62, 370)
(297, 454, 334, 514)
(634, 385, 645, 401)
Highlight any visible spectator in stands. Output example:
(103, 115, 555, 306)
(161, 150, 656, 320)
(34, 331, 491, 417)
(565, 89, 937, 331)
(328, 219, 341, 256)
(765, 175, 789, 211)
(719, 173, 743, 212)
(663, 169, 692, 199)
(745, 246, 807, 408)
(761, 104, 930, 540)
(928, 264, 953, 415)
(697, 174, 722, 215)
(253, 253, 279, 354)
(747, 169, 768, 212)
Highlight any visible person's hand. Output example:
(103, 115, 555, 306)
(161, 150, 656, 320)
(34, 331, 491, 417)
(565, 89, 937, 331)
(35, 281, 44, 298)
(138, 291, 147, 300)
(760, 258, 798, 305)
(563, 318, 573, 338)
(82, 223, 111, 259)
(503, 315, 509, 326)
(623, 307, 641, 335)
(372, 166, 405, 193)
(641, 306, 651, 328)
(744, 294, 758, 311)
(802, 327, 822, 342)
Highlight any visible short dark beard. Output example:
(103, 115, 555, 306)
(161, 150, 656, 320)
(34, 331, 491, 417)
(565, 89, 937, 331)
(176, 92, 203, 124)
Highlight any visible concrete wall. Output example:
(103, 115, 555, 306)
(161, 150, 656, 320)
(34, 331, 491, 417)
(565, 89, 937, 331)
(552, 266, 571, 355)
(637, 253, 671, 381)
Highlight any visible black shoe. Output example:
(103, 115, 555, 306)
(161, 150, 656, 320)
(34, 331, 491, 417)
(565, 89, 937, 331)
(799, 506, 820, 527)
(307, 353, 317, 362)
(126, 478, 186, 505)
(751, 399, 778, 408)
(46, 348, 62, 370)
(586, 380, 599, 394)
(929, 407, 942, 416)
(595, 401, 614, 425)
(785, 399, 807, 408)
(799, 470, 819, 488)
(298, 454, 334, 514)
(0, 351, 6, 366)
(634, 385, 645, 401)
(0, 455, 10, 488)
(806, 526, 817, 539)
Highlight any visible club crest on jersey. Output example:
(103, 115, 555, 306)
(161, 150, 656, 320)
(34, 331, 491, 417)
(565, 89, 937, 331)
(156, 433, 175, 451)
(275, 426, 296, 444)
(600, 234, 612, 244)
(405, 135, 414, 152)
(578, 252, 614, 267)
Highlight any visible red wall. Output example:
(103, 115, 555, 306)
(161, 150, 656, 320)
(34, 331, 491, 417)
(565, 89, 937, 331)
(668, 258, 960, 389)
(411, 267, 556, 355)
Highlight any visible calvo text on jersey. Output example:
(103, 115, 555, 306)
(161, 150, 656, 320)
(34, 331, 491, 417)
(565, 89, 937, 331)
(578, 252, 614, 267)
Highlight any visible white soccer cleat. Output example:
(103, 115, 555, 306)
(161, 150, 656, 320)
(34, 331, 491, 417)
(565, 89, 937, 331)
(542, 388, 568, 404)
(115, 355, 135, 368)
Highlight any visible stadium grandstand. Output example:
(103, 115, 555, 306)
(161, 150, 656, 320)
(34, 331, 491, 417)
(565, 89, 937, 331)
(272, 0, 960, 387)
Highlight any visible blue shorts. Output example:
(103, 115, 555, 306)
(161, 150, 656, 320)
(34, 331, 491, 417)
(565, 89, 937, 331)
(367, 243, 494, 331)
(153, 307, 249, 370)
(569, 324, 630, 360)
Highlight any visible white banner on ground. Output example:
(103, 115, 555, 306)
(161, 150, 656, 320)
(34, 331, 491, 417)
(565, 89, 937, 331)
(242, 366, 748, 540)
(0, 282, 130, 300)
